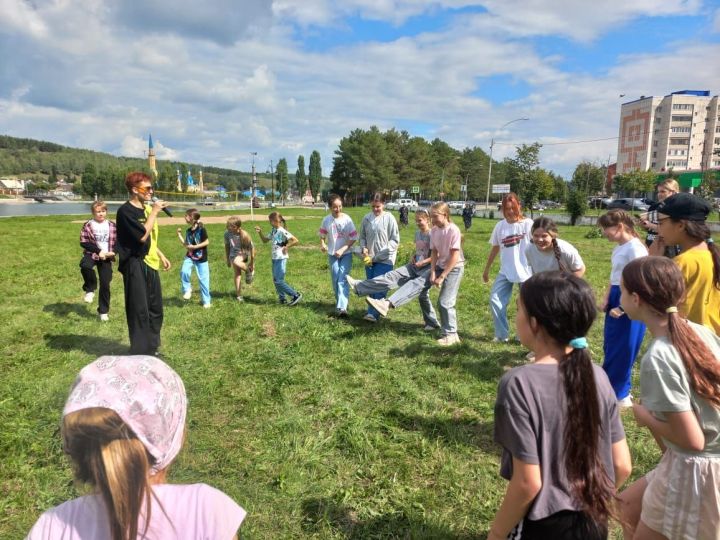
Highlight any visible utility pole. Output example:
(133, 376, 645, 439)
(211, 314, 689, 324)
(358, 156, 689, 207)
(250, 151, 257, 220)
(485, 118, 529, 210)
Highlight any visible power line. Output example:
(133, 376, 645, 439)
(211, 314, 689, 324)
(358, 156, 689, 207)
(493, 122, 720, 147)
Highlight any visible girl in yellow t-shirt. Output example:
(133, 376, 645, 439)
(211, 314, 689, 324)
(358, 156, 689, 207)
(656, 193, 720, 334)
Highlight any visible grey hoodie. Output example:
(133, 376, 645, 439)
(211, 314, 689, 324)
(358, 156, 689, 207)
(359, 211, 400, 265)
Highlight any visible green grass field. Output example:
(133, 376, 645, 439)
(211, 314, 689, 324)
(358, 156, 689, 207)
(0, 207, 684, 538)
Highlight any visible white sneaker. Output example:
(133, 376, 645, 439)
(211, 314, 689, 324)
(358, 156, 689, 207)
(362, 313, 377, 322)
(437, 334, 461, 346)
(346, 275, 361, 292)
(99, 313, 109, 322)
(492, 337, 509, 343)
(237, 296, 244, 303)
(83, 291, 95, 303)
(183, 291, 192, 300)
(203, 303, 212, 309)
(617, 395, 633, 408)
(423, 324, 438, 332)
(365, 297, 390, 317)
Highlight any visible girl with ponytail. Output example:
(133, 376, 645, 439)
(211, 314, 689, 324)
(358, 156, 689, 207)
(525, 217, 586, 276)
(490, 272, 631, 540)
(27, 356, 246, 539)
(618, 256, 720, 540)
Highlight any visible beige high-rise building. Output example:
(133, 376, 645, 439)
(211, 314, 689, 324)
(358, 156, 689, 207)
(617, 90, 720, 174)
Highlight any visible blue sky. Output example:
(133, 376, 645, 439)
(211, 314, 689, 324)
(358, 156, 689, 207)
(1, 0, 719, 179)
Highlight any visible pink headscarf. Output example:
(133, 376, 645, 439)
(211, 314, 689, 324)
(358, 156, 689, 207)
(63, 355, 187, 474)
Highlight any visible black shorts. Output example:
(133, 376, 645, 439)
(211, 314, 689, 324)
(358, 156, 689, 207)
(509, 510, 607, 540)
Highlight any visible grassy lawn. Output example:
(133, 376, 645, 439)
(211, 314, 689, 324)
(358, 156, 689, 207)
(0, 207, 689, 538)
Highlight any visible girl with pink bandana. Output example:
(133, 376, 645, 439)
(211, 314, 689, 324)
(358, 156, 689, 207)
(27, 355, 246, 540)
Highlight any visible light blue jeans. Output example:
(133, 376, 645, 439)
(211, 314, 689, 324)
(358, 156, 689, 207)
(365, 262, 394, 318)
(329, 253, 353, 310)
(489, 272, 522, 340)
(420, 266, 463, 335)
(180, 258, 211, 306)
(272, 258, 298, 301)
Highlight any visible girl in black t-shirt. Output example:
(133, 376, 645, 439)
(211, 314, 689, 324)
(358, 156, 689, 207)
(177, 208, 211, 308)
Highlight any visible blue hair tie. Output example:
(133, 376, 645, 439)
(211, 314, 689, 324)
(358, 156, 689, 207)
(569, 337, 588, 349)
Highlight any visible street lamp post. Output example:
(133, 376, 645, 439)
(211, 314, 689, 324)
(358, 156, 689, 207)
(485, 118, 529, 210)
(250, 151, 257, 219)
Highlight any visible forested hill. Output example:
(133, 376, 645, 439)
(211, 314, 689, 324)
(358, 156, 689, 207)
(0, 134, 256, 193)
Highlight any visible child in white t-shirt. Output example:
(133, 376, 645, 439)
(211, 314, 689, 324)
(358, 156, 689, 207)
(319, 194, 357, 316)
(598, 209, 647, 406)
(255, 212, 302, 306)
(482, 193, 533, 342)
(79, 201, 116, 321)
(525, 217, 585, 276)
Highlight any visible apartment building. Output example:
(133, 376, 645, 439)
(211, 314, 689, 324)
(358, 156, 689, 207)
(617, 90, 720, 174)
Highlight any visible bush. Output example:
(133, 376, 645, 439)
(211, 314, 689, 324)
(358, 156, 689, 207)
(566, 188, 588, 225)
(585, 227, 604, 239)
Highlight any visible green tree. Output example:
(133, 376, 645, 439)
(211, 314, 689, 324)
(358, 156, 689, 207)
(566, 187, 589, 225)
(459, 147, 487, 201)
(508, 142, 542, 209)
(276, 158, 289, 204)
(80, 163, 98, 197)
(295, 155, 307, 196)
(571, 161, 606, 195)
(614, 169, 656, 201)
(308, 150, 322, 201)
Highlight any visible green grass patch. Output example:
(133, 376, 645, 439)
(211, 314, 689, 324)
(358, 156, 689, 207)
(2, 207, 703, 538)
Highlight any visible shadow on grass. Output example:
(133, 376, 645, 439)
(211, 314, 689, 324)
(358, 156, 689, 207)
(43, 302, 95, 318)
(384, 409, 497, 453)
(301, 497, 481, 539)
(44, 333, 126, 356)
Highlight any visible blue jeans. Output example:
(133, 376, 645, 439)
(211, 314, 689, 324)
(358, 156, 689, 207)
(180, 258, 211, 306)
(603, 285, 646, 399)
(329, 253, 352, 310)
(365, 262, 394, 318)
(489, 272, 522, 340)
(271, 258, 298, 301)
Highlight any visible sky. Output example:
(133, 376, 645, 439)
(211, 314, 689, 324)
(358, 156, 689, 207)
(1, 0, 720, 180)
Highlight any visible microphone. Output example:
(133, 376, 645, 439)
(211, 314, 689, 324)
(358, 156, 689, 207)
(151, 196, 172, 217)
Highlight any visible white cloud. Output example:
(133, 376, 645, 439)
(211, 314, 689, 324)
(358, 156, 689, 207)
(0, 0, 717, 180)
(0, 0, 48, 38)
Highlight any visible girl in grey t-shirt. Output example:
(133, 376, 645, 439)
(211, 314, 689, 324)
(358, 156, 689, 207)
(491, 271, 631, 540)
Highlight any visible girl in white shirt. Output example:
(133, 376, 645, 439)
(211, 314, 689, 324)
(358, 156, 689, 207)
(482, 192, 533, 342)
(598, 209, 648, 406)
(319, 194, 357, 317)
(525, 217, 585, 277)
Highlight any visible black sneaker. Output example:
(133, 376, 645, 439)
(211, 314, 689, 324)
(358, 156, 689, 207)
(279, 298, 287, 305)
(288, 293, 303, 306)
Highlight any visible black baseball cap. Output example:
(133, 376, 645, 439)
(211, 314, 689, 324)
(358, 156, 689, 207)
(656, 193, 711, 221)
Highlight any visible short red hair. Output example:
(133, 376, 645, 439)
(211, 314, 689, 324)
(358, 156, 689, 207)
(125, 172, 152, 191)
(501, 192, 523, 220)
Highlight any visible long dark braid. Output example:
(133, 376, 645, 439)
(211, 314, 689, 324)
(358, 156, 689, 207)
(520, 272, 616, 525)
(532, 217, 567, 272)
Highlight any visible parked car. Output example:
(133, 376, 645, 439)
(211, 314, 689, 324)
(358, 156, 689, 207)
(540, 200, 561, 209)
(418, 199, 433, 208)
(386, 198, 419, 210)
(606, 198, 649, 212)
(588, 197, 612, 209)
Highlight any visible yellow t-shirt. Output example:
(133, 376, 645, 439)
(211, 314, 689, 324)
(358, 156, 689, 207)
(143, 205, 161, 270)
(675, 248, 720, 334)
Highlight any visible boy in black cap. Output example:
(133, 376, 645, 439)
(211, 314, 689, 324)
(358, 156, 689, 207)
(656, 193, 719, 333)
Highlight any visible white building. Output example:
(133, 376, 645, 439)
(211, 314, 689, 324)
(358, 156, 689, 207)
(617, 90, 720, 174)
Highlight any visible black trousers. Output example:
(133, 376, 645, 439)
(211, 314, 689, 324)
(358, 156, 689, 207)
(511, 510, 607, 540)
(121, 258, 163, 355)
(80, 255, 113, 314)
